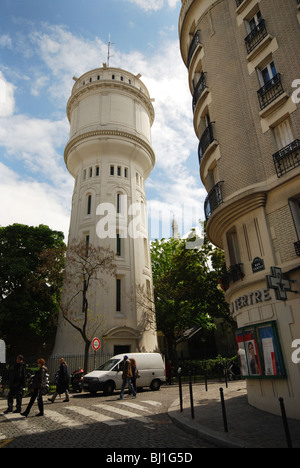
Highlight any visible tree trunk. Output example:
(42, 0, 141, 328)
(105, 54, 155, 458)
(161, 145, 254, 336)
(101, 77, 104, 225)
(83, 339, 91, 374)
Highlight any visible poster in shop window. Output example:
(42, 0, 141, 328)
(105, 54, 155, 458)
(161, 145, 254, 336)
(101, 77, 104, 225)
(236, 330, 262, 376)
(236, 322, 286, 378)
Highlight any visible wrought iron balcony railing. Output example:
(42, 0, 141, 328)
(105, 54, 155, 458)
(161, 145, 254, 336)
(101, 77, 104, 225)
(295, 241, 300, 257)
(219, 264, 245, 291)
(204, 181, 224, 220)
(245, 19, 268, 54)
(193, 72, 207, 112)
(257, 73, 284, 110)
(187, 30, 201, 68)
(273, 139, 300, 177)
(198, 122, 215, 164)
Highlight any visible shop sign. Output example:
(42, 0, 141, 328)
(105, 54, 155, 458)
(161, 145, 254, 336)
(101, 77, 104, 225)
(230, 288, 272, 314)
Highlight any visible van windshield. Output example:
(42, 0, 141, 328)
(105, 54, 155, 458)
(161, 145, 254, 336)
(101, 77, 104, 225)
(97, 359, 120, 371)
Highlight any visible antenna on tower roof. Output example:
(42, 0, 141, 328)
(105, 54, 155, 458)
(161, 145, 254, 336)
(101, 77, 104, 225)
(107, 33, 114, 67)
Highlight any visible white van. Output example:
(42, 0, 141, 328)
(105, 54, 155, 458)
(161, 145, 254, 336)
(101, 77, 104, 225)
(82, 353, 166, 396)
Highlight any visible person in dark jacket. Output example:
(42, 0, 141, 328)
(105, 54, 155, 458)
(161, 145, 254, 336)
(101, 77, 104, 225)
(21, 358, 48, 417)
(4, 355, 26, 414)
(48, 358, 70, 403)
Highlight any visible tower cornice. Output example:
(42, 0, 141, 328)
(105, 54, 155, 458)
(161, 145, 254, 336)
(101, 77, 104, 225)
(64, 129, 156, 169)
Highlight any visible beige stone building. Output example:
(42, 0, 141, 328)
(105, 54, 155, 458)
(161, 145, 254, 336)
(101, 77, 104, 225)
(179, 0, 300, 418)
(52, 66, 158, 357)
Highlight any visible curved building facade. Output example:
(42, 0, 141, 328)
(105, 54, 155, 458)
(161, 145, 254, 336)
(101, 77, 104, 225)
(179, 0, 300, 417)
(52, 66, 158, 356)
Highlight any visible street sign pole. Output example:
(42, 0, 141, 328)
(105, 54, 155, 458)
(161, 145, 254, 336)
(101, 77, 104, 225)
(92, 337, 101, 369)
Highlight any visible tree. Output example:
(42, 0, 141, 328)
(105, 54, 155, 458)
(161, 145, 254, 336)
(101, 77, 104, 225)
(150, 235, 231, 362)
(0, 224, 66, 356)
(59, 239, 116, 373)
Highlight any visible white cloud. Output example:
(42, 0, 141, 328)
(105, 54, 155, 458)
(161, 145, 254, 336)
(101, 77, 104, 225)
(127, 0, 180, 11)
(0, 163, 71, 239)
(0, 71, 15, 117)
(0, 113, 70, 185)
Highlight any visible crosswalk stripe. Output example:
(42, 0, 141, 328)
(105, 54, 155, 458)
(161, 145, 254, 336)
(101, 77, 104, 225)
(46, 409, 88, 429)
(4, 413, 44, 434)
(94, 403, 150, 425)
(117, 401, 152, 413)
(67, 406, 125, 426)
(141, 400, 162, 407)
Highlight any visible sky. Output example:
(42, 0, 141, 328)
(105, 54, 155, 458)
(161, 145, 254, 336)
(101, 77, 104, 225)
(0, 0, 206, 242)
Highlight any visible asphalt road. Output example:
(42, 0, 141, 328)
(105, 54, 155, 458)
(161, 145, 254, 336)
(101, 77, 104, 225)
(0, 385, 217, 450)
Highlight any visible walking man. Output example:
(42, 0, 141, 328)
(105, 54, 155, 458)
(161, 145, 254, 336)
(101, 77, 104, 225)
(118, 355, 136, 400)
(4, 355, 26, 414)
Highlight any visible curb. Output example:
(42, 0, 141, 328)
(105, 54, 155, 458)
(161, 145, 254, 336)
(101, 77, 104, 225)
(167, 398, 247, 449)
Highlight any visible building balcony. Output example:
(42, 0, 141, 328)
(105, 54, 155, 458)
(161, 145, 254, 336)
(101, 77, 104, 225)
(295, 241, 300, 257)
(219, 264, 245, 291)
(273, 139, 300, 177)
(193, 72, 208, 112)
(198, 122, 216, 164)
(257, 73, 284, 110)
(245, 19, 268, 54)
(204, 181, 224, 220)
(187, 30, 201, 69)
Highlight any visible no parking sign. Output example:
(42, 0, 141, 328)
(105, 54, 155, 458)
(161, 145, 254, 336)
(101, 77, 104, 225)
(92, 337, 101, 352)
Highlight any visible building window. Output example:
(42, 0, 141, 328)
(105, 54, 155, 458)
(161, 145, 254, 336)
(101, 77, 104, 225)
(258, 61, 277, 87)
(290, 197, 300, 239)
(244, 11, 268, 54)
(96, 166, 100, 176)
(274, 119, 294, 150)
(87, 195, 92, 215)
(89, 167, 93, 177)
(144, 238, 149, 267)
(116, 193, 124, 214)
(116, 278, 121, 312)
(110, 165, 114, 176)
(245, 10, 263, 34)
(116, 233, 121, 256)
(117, 166, 121, 176)
(227, 228, 241, 266)
(124, 168, 128, 178)
(257, 61, 284, 109)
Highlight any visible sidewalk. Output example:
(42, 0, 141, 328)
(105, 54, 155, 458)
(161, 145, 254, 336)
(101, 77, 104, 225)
(168, 380, 300, 448)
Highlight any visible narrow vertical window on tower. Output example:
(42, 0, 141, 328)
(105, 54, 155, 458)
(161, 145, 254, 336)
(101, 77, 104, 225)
(116, 232, 121, 256)
(116, 278, 121, 312)
(117, 193, 121, 214)
(87, 194, 92, 215)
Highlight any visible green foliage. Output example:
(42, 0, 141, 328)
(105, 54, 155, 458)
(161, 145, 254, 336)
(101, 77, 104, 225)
(150, 234, 231, 360)
(0, 224, 66, 355)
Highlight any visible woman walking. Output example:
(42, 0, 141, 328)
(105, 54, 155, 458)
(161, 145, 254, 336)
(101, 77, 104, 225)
(21, 358, 48, 417)
(48, 358, 70, 403)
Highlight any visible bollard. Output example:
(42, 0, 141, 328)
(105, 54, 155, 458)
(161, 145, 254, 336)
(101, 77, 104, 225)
(178, 368, 183, 412)
(189, 371, 195, 419)
(279, 397, 292, 448)
(220, 387, 228, 432)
